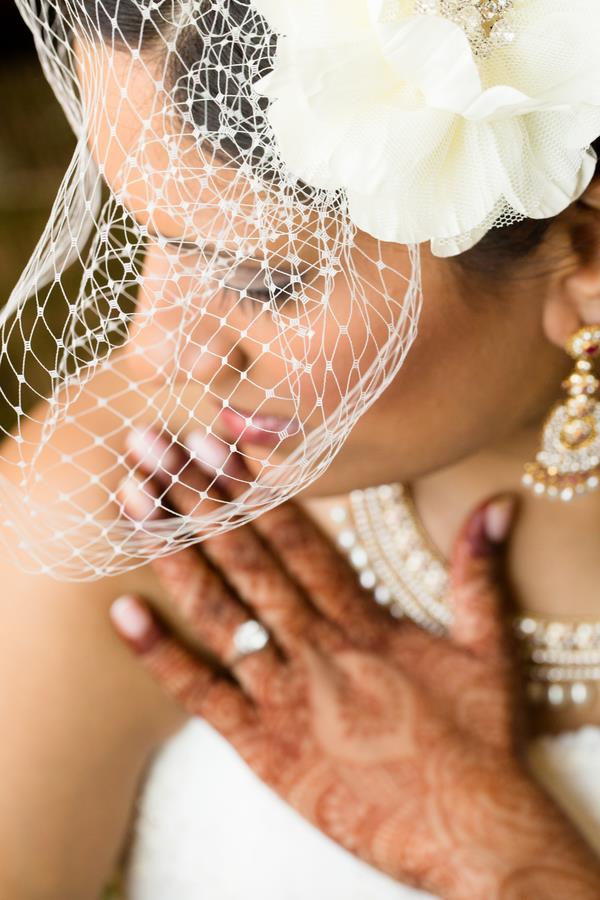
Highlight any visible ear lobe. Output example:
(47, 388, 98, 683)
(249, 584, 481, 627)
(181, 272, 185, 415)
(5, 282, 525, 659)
(548, 261, 600, 350)
(542, 293, 582, 350)
(580, 177, 600, 212)
(542, 189, 600, 349)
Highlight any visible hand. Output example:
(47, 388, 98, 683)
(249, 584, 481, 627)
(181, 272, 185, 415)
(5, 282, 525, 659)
(111, 428, 600, 900)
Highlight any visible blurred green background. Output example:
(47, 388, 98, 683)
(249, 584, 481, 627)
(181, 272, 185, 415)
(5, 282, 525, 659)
(0, 69, 74, 296)
(0, 6, 74, 304)
(0, 7, 76, 431)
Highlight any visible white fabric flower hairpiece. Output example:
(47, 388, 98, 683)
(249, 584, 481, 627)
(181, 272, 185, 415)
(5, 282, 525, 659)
(252, 0, 600, 256)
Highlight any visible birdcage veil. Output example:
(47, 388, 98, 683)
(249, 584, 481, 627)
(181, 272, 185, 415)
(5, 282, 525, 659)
(3, 0, 600, 579)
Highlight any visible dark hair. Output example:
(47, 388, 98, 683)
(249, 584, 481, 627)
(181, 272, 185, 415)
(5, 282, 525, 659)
(456, 134, 600, 281)
(79, 0, 600, 277)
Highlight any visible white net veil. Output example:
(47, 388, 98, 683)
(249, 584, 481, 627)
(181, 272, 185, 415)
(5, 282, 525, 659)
(3, 0, 600, 580)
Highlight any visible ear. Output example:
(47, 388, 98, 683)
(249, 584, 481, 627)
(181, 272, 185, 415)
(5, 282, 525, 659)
(543, 178, 600, 350)
(582, 178, 600, 214)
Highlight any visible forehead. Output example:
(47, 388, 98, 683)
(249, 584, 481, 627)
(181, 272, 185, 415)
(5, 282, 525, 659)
(77, 39, 355, 270)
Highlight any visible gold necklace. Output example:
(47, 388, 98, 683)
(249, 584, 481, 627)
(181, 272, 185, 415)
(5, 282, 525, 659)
(329, 483, 600, 709)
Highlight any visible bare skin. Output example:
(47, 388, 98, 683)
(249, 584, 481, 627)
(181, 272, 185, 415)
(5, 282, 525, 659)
(110, 430, 600, 899)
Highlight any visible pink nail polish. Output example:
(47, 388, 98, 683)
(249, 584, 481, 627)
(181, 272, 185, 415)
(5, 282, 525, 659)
(484, 497, 516, 544)
(120, 475, 160, 520)
(127, 427, 180, 475)
(185, 430, 230, 472)
(110, 595, 153, 641)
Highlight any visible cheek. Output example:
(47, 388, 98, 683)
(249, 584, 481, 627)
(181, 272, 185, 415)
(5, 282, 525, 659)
(279, 253, 416, 419)
(125, 247, 243, 384)
(333, 269, 550, 482)
(384, 305, 505, 447)
(266, 299, 395, 422)
(124, 249, 186, 382)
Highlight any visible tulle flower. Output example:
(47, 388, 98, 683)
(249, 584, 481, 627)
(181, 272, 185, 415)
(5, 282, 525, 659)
(253, 0, 600, 256)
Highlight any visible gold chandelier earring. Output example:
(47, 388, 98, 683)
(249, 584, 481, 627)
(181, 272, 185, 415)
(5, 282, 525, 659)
(523, 325, 600, 502)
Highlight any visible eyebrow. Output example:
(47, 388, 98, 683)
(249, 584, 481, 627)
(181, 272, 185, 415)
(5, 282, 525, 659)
(140, 222, 264, 264)
(138, 221, 301, 279)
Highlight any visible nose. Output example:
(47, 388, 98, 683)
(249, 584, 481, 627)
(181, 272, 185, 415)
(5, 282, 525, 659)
(128, 243, 251, 386)
(179, 314, 249, 385)
(126, 296, 250, 388)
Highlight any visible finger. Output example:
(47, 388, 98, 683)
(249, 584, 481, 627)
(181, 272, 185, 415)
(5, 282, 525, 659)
(186, 433, 453, 657)
(109, 595, 256, 737)
(152, 549, 286, 690)
(447, 494, 519, 664)
(126, 427, 228, 518)
(127, 427, 322, 649)
(117, 477, 286, 697)
(184, 431, 392, 650)
(118, 471, 165, 523)
(160, 433, 321, 650)
(251, 502, 399, 649)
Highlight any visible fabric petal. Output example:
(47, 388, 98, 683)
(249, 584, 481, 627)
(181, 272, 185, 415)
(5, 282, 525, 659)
(373, 14, 482, 114)
(494, 109, 600, 221)
(463, 86, 541, 122)
(254, 0, 600, 255)
(257, 36, 393, 187)
(431, 221, 492, 257)
(263, 83, 338, 188)
(343, 113, 507, 245)
(483, 0, 600, 107)
(251, 0, 368, 42)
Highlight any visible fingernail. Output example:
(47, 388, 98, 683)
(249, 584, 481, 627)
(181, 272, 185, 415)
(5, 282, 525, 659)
(110, 595, 161, 651)
(466, 496, 516, 559)
(484, 496, 516, 544)
(185, 430, 236, 475)
(119, 474, 160, 520)
(127, 427, 180, 476)
(466, 508, 493, 557)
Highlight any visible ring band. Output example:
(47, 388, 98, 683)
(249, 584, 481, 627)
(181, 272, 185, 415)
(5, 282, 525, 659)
(231, 619, 270, 662)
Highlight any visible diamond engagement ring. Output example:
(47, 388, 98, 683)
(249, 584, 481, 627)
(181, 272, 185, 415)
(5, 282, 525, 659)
(231, 619, 270, 662)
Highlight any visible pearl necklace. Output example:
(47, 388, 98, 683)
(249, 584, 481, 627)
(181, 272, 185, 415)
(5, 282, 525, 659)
(329, 484, 600, 709)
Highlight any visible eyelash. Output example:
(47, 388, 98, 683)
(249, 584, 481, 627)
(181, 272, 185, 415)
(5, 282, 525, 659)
(243, 277, 293, 305)
(159, 239, 294, 311)
(221, 279, 293, 314)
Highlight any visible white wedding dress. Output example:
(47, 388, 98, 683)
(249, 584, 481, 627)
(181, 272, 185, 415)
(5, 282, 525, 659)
(124, 718, 600, 899)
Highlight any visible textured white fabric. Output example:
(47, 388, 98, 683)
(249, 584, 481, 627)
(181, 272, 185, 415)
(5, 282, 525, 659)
(124, 719, 600, 899)
(254, 0, 600, 255)
(8, 0, 600, 580)
(5, 0, 421, 581)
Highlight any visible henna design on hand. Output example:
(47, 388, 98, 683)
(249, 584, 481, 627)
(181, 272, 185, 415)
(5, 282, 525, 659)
(110, 430, 600, 900)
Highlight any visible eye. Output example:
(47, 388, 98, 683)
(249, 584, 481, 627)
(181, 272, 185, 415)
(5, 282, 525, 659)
(162, 239, 207, 258)
(225, 265, 295, 309)
(156, 235, 297, 310)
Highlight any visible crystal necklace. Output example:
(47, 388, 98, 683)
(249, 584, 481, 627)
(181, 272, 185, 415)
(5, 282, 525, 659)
(329, 484, 600, 709)
(413, 1, 517, 55)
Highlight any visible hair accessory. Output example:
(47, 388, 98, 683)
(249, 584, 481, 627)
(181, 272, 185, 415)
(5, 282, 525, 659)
(253, 0, 600, 256)
(523, 325, 600, 502)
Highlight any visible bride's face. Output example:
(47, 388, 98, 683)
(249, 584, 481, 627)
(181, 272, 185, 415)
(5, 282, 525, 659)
(79, 42, 569, 496)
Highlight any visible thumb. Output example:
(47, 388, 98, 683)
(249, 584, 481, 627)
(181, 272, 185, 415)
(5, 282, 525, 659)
(448, 494, 518, 663)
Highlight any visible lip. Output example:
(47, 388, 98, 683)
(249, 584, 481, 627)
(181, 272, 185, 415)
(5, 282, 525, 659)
(219, 405, 301, 448)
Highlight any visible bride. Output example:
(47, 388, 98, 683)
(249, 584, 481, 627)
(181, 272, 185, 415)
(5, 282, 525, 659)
(3, 0, 600, 897)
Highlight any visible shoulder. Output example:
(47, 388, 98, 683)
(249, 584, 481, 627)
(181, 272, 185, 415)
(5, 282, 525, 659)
(0, 547, 187, 896)
(0, 365, 187, 896)
(0, 353, 187, 740)
(0, 357, 187, 751)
